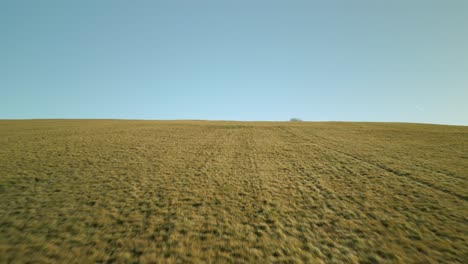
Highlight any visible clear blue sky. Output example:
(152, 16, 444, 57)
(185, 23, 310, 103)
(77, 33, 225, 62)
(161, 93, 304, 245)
(1, 1, 467, 125)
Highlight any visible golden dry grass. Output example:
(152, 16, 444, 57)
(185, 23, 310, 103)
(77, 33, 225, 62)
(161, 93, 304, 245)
(1, 120, 467, 263)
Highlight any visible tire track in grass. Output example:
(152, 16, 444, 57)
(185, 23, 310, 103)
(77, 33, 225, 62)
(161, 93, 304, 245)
(254, 126, 418, 262)
(265, 126, 418, 262)
(274, 125, 467, 263)
(276, 126, 468, 202)
(294, 126, 468, 188)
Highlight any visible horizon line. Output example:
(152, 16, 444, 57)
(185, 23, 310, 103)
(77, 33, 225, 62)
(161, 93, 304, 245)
(0, 118, 466, 127)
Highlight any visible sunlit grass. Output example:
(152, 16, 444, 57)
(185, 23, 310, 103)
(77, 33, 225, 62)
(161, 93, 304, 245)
(1, 120, 467, 263)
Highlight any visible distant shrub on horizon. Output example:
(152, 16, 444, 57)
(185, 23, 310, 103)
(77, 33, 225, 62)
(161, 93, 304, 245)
(289, 118, 303, 122)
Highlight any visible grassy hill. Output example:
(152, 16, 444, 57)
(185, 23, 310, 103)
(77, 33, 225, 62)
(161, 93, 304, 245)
(1, 120, 467, 263)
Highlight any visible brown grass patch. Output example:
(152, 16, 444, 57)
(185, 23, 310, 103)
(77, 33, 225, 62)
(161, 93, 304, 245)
(1, 120, 467, 263)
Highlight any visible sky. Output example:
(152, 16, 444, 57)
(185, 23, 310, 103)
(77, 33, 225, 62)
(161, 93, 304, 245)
(1, 1, 467, 125)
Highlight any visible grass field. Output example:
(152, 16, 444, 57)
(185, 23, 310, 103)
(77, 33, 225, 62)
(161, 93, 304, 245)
(1, 120, 467, 263)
